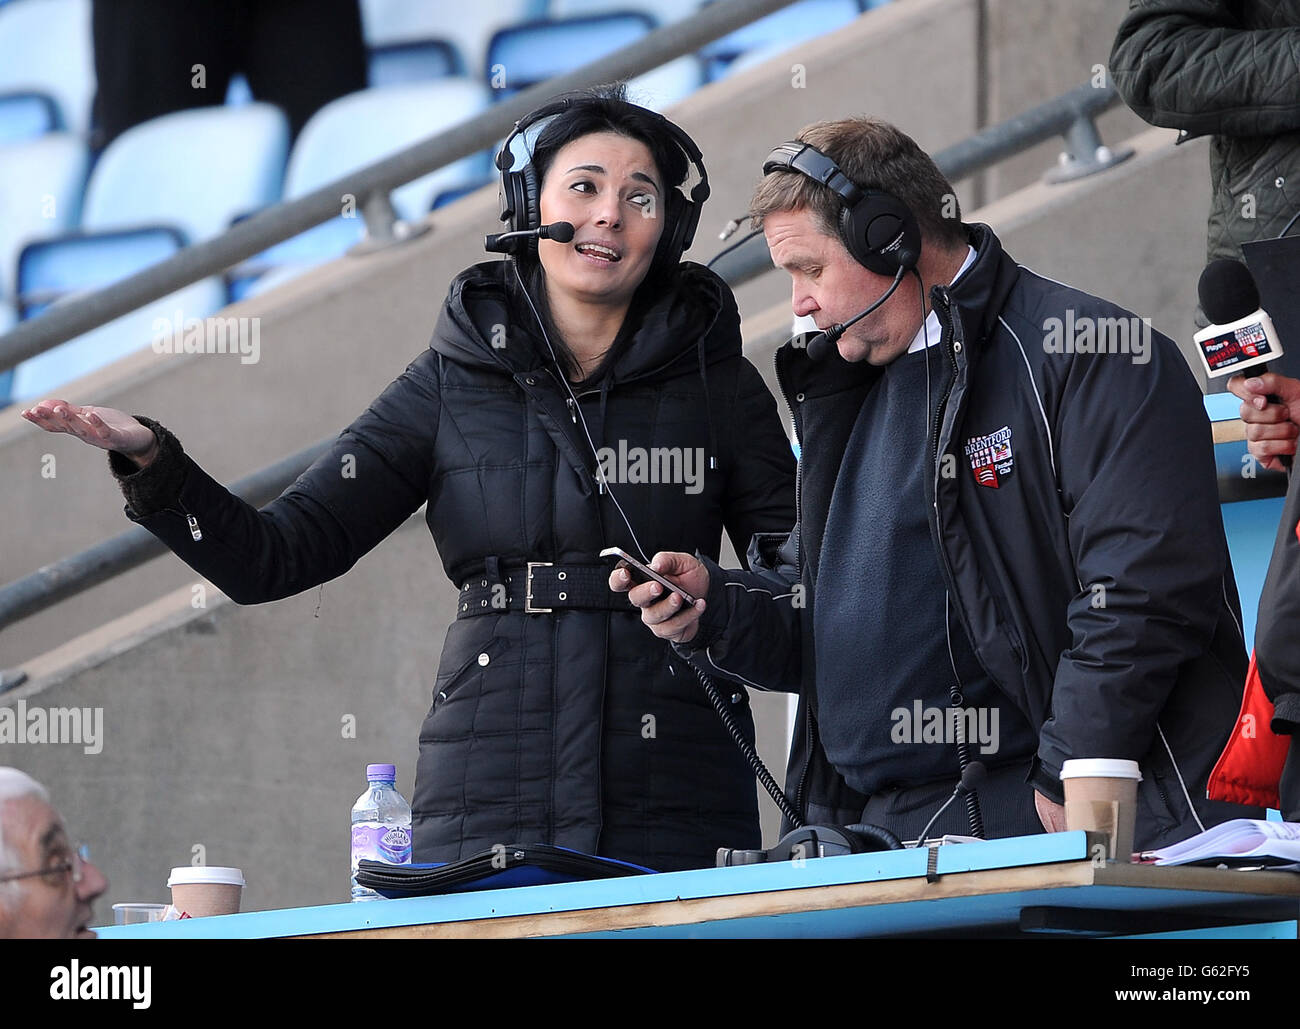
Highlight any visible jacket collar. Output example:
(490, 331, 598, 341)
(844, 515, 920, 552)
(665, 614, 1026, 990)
(429, 259, 742, 383)
(937, 223, 1019, 357)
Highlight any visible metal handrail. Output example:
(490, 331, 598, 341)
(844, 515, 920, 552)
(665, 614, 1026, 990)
(0, 0, 803, 372)
(0, 440, 330, 635)
(1, 72, 1149, 642)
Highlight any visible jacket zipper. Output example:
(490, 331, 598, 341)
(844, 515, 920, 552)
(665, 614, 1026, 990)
(541, 367, 607, 850)
(928, 287, 984, 835)
(927, 286, 960, 608)
(165, 500, 202, 542)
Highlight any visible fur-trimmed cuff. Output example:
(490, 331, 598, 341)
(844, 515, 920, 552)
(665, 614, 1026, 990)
(107, 415, 187, 518)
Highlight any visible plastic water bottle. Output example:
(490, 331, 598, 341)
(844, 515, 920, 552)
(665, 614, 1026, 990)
(350, 763, 412, 901)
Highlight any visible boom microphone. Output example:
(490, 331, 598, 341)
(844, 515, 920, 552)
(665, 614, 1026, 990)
(1193, 259, 1285, 379)
(805, 266, 907, 362)
(484, 221, 575, 253)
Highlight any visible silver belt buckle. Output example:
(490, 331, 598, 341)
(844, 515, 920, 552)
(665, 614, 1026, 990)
(525, 562, 553, 613)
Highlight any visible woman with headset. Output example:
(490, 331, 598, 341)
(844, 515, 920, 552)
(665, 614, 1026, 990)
(21, 86, 796, 872)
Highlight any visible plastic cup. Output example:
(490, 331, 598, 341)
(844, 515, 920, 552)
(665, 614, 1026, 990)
(166, 866, 246, 918)
(112, 903, 168, 925)
(1060, 758, 1142, 861)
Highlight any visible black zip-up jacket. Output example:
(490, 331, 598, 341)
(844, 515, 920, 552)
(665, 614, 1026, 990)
(677, 224, 1264, 850)
(108, 259, 797, 871)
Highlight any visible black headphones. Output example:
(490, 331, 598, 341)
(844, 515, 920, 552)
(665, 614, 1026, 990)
(762, 141, 921, 276)
(494, 96, 711, 274)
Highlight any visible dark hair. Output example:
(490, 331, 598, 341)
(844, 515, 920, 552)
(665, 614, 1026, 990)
(510, 84, 691, 382)
(749, 116, 966, 255)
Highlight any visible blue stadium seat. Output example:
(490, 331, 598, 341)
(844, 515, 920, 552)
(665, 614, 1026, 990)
(360, 0, 542, 76)
(81, 104, 290, 243)
(8, 227, 226, 403)
(288, 80, 492, 222)
(0, 91, 59, 144)
(0, 132, 89, 300)
(9, 279, 227, 404)
(486, 12, 655, 98)
(626, 56, 704, 111)
(225, 219, 363, 302)
(230, 80, 493, 296)
(549, 0, 700, 22)
(0, 0, 95, 134)
(369, 40, 462, 87)
(17, 227, 186, 319)
(226, 73, 254, 107)
(699, 0, 864, 80)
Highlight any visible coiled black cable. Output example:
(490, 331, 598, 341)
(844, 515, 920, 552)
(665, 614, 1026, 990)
(691, 663, 804, 828)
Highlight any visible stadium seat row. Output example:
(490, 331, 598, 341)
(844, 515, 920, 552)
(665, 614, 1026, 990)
(0, 0, 887, 404)
(0, 0, 883, 145)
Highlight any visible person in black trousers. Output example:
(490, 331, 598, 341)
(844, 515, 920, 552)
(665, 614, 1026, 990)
(90, 0, 368, 150)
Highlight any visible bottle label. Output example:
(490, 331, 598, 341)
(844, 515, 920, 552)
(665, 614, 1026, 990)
(352, 823, 412, 871)
(379, 826, 412, 863)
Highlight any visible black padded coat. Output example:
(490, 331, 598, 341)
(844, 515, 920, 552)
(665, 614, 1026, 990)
(1111, 0, 1300, 266)
(109, 259, 797, 871)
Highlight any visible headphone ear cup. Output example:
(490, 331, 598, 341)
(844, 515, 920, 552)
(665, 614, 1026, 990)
(517, 160, 541, 257)
(651, 190, 694, 273)
(841, 194, 921, 275)
(496, 160, 538, 257)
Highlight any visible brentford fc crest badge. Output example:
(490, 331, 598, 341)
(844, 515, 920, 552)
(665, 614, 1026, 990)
(963, 426, 1013, 489)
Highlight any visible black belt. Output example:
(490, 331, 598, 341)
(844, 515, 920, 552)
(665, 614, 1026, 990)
(456, 561, 631, 617)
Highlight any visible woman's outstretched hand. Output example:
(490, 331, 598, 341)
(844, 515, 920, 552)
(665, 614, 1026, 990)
(21, 400, 159, 468)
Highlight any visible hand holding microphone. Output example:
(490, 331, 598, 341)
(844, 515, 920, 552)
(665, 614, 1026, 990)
(1228, 371, 1300, 472)
(1195, 258, 1293, 470)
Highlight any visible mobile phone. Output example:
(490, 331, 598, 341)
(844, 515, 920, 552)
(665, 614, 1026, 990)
(600, 547, 697, 605)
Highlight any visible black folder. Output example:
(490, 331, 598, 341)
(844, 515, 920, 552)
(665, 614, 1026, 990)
(355, 844, 655, 898)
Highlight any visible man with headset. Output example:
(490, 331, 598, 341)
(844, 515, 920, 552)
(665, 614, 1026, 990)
(615, 116, 1263, 848)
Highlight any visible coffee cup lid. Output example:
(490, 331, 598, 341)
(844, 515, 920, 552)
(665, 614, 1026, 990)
(167, 866, 246, 887)
(1060, 758, 1142, 781)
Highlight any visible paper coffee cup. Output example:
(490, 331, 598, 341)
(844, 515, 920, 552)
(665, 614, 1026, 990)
(166, 866, 246, 918)
(1060, 759, 1142, 861)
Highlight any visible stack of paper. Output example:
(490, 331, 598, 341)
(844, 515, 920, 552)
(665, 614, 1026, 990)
(1143, 819, 1300, 868)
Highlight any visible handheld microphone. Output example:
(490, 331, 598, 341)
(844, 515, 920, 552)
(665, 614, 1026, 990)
(913, 761, 987, 848)
(1193, 259, 1286, 379)
(804, 266, 907, 362)
(484, 221, 575, 253)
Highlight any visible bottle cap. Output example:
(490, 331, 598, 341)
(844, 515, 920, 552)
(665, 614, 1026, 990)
(366, 763, 396, 782)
